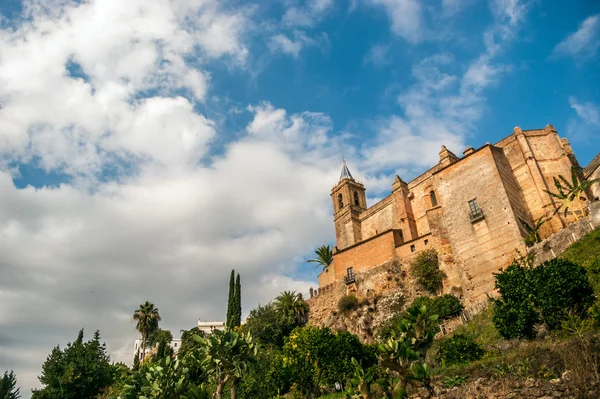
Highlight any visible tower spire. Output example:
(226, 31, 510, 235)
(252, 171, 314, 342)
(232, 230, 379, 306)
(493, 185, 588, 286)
(340, 158, 354, 181)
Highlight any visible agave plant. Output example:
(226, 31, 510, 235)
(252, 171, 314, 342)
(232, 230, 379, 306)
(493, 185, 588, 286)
(519, 215, 550, 246)
(192, 329, 257, 399)
(544, 167, 599, 220)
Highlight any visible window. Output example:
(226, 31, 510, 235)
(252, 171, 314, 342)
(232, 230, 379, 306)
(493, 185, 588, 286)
(345, 267, 355, 284)
(468, 198, 484, 221)
(354, 191, 360, 206)
(338, 193, 344, 209)
(410, 244, 416, 252)
(424, 239, 429, 245)
(429, 190, 438, 207)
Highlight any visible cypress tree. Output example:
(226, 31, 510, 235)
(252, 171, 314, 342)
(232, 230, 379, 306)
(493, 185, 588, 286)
(226, 270, 235, 328)
(234, 273, 242, 327)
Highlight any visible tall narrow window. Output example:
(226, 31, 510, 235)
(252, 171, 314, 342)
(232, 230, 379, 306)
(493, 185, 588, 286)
(468, 198, 479, 214)
(338, 193, 344, 209)
(429, 190, 438, 207)
(354, 191, 360, 206)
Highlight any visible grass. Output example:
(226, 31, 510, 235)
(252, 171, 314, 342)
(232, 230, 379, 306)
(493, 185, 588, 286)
(561, 227, 600, 267)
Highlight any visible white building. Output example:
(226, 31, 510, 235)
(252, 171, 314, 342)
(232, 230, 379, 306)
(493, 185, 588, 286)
(132, 320, 226, 365)
(197, 320, 226, 334)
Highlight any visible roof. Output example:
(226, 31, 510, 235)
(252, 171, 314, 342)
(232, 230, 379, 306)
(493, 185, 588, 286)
(339, 159, 354, 180)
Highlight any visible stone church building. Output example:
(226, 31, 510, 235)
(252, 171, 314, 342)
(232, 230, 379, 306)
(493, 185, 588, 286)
(314, 125, 599, 309)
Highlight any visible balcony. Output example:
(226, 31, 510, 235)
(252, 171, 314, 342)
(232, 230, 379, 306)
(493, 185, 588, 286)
(469, 208, 484, 223)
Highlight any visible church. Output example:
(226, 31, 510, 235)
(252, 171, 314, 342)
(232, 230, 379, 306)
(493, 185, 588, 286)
(315, 125, 599, 308)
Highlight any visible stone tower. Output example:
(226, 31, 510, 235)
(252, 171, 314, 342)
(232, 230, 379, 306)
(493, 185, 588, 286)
(331, 160, 366, 250)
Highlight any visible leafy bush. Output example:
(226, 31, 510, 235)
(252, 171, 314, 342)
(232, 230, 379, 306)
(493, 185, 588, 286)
(492, 257, 595, 339)
(338, 295, 359, 314)
(431, 294, 464, 319)
(409, 249, 445, 294)
(438, 334, 484, 366)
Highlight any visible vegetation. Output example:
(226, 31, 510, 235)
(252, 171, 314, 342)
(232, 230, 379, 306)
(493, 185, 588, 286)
(409, 249, 445, 294)
(544, 167, 598, 219)
(273, 291, 309, 326)
(33, 330, 113, 399)
(192, 328, 256, 399)
(242, 303, 297, 348)
(519, 215, 550, 246)
(378, 294, 463, 339)
(226, 270, 242, 329)
(132, 301, 161, 363)
(0, 370, 21, 399)
(492, 256, 594, 339)
(338, 295, 359, 313)
(307, 244, 334, 271)
(438, 334, 484, 366)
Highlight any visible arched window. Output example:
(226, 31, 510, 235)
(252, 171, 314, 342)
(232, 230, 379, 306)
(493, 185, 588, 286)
(354, 191, 360, 206)
(338, 193, 344, 209)
(429, 190, 438, 207)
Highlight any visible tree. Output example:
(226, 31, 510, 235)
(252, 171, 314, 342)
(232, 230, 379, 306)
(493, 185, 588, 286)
(492, 257, 595, 339)
(226, 270, 236, 328)
(132, 301, 161, 363)
(192, 329, 257, 399)
(274, 291, 309, 326)
(409, 249, 445, 294)
(226, 271, 242, 329)
(281, 326, 376, 397)
(234, 273, 242, 328)
(242, 303, 296, 348)
(36, 329, 114, 399)
(545, 167, 599, 220)
(306, 244, 333, 271)
(0, 370, 21, 399)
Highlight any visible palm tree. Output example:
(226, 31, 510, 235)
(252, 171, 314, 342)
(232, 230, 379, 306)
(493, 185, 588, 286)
(132, 301, 161, 363)
(306, 244, 333, 271)
(274, 291, 309, 326)
(519, 215, 550, 246)
(545, 167, 599, 220)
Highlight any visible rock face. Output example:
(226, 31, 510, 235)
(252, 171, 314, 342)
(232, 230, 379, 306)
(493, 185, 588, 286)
(307, 260, 426, 341)
(409, 377, 578, 399)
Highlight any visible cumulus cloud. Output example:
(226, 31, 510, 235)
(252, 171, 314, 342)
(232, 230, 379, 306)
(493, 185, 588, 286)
(268, 31, 329, 58)
(282, 0, 335, 28)
(552, 14, 600, 61)
(567, 96, 600, 144)
(363, 44, 392, 67)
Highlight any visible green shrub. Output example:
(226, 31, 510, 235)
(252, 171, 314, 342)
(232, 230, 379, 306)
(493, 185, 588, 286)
(338, 295, 359, 313)
(438, 334, 484, 366)
(442, 375, 467, 388)
(492, 257, 595, 339)
(431, 294, 464, 319)
(409, 249, 445, 294)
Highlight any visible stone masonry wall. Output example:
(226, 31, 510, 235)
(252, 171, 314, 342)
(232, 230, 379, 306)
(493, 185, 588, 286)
(527, 201, 600, 266)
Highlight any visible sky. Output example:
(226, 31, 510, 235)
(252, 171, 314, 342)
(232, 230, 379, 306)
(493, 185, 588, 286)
(0, 0, 599, 396)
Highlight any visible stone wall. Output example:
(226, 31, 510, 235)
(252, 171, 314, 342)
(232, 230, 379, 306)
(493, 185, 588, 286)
(527, 201, 600, 266)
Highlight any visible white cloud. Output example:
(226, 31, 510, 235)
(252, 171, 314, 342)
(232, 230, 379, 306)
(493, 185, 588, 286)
(567, 96, 600, 143)
(282, 0, 335, 28)
(363, 44, 392, 67)
(553, 14, 600, 60)
(364, 0, 424, 43)
(268, 30, 329, 58)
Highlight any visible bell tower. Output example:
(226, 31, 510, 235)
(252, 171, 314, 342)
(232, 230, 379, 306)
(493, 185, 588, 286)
(331, 160, 366, 250)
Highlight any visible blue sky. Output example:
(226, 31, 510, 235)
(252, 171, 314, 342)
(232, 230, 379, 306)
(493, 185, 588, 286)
(0, 0, 599, 396)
